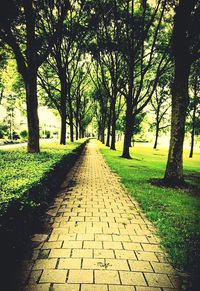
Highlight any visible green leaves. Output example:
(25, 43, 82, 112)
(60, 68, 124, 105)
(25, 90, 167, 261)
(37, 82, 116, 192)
(0, 141, 84, 216)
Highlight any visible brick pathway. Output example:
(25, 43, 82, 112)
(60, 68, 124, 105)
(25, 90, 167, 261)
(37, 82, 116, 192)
(21, 140, 180, 291)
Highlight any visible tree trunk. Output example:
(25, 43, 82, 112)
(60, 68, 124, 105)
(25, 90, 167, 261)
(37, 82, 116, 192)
(189, 98, 197, 158)
(153, 122, 159, 149)
(68, 99, 74, 142)
(164, 0, 197, 185)
(24, 1, 40, 153)
(110, 98, 116, 150)
(75, 125, 79, 140)
(164, 66, 190, 184)
(60, 113, 66, 145)
(189, 124, 195, 158)
(101, 125, 105, 144)
(122, 104, 133, 159)
(59, 80, 67, 145)
(106, 106, 112, 147)
(69, 118, 74, 142)
(26, 70, 40, 153)
(75, 114, 79, 140)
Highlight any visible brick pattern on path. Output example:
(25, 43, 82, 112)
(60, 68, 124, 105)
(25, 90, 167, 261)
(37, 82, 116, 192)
(21, 140, 180, 291)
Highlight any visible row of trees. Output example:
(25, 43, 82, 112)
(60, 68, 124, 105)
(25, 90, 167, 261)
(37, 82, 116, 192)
(0, 0, 200, 186)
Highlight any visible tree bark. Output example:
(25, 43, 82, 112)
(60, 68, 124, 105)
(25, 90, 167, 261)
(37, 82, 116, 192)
(153, 122, 159, 149)
(69, 117, 74, 142)
(101, 122, 105, 144)
(75, 123, 79, 140)
(164, 64, 190, 184)
(164, 0, 195, 185)
(25, 62, 40, 153)
(68, 97, 74, 142)
(110, 98, 116, 150)
(24, 0, 40, 153)
(106, 106, 112, 147)
(60, 79, 67, 144)
(122, 104, 133, 159)
(60, 112, 66, 145)
(75, 109, 79, 141)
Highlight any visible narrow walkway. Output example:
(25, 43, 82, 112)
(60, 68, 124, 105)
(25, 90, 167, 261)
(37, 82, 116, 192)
(21, 140, 179, 291)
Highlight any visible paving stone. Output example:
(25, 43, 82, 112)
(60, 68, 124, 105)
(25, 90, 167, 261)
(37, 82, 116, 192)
(135, 251, 159, 262)
(42, 241, 62, 249)
(115, 250, 136, 260)
(62, 240, 82, 249)
(83, 241, 103, 249)
(142, 244, 162, 252)
(123, 242, 143, 251)
(32, 259, 57, 270)
(77, 234, 94, 241)
(49, 249, 71, 258)
(48, 234, 59, 241)
(95, 234, 112, 241)
(120, 271, 147, 286)
(136, 287, 162, 291)
(67, 270, 93, 283)
(32, 234, 48, 243)
(95, 270, 120, 284)
(112, 235, 131, 242)
(82, 258, 105, 269)
(129, 260, 154, 272)
(103, 241, 123, 249)
(59, 234, 76, 240)
(151, 262, 175, 274)
(28, 270, 42, 284)
(81, 284, 108, 291)
(71, 249, 93, 258)
(39, 269, 67, 283)
(144, 273, 173, 288)
(105, 259, 130, 271)
(109, 286, 135, 291)
(103, 227, 120, 234)
(130, 236, 149, 243)
(52, 284, 80, 291)
(94, 249, 115, 259)
(23, 284, 51, 291)
(58, 258, 81, 269)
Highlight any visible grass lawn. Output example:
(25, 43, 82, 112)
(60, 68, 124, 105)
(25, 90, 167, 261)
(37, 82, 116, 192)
(99, 141, 200, 275)
(0, 140, 86, 217)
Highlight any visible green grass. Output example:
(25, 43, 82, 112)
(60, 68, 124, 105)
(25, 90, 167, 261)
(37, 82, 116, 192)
(99, 141, 200, 275)
(0, 140, 86, 216)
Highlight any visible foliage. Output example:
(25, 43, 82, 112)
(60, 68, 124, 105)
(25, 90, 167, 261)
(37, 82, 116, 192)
(20, 130, 28, 140)
(0, 140, 86, 217)
(99, 141, 200, 275)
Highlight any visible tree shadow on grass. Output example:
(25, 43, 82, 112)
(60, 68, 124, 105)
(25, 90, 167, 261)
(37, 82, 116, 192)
(150, 171, 200, 198)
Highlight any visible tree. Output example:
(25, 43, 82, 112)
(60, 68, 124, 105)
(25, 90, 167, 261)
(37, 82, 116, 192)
(39, 1, 87, 144)
(164, 0, 200, 185)
(0, 0, 69, 152)
(115, 0, 171, 158)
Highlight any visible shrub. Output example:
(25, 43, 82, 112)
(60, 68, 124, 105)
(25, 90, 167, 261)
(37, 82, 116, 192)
(20, 130, 28, 140)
